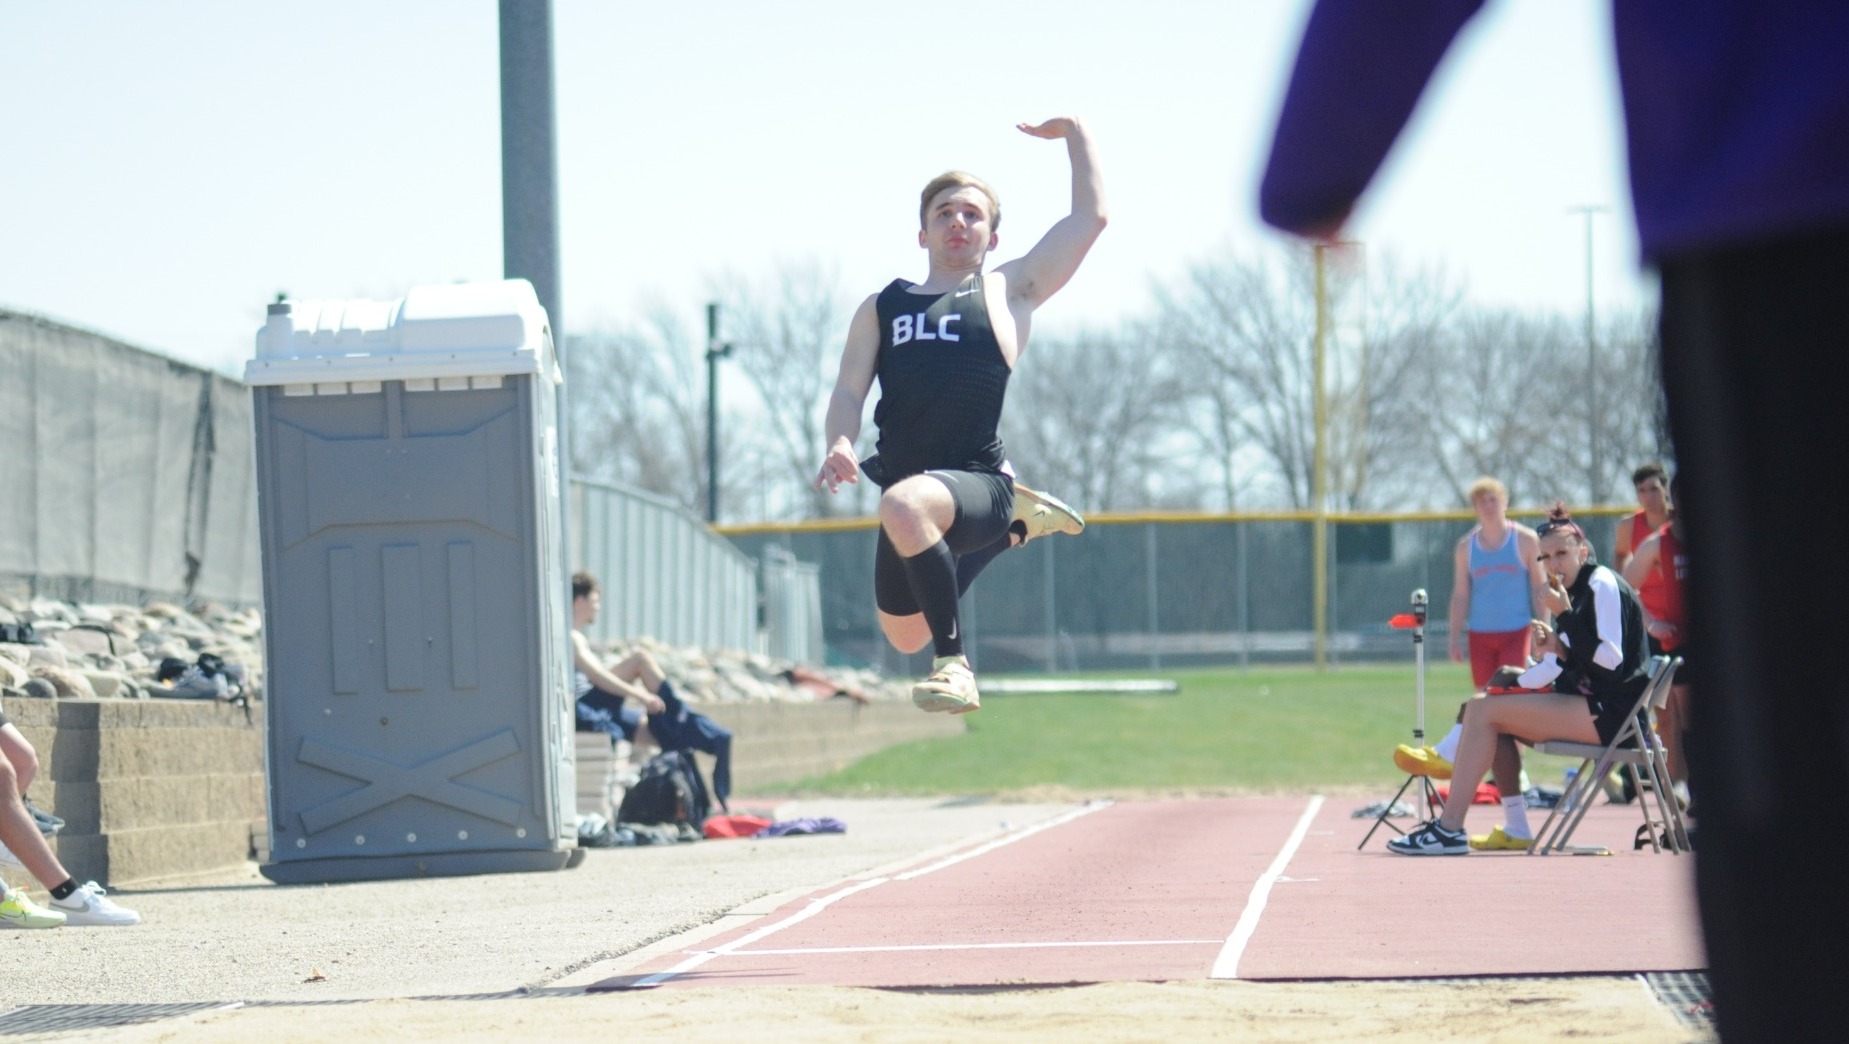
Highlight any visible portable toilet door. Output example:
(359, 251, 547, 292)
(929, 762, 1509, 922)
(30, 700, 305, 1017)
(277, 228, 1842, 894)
(245, 279, 575, 883)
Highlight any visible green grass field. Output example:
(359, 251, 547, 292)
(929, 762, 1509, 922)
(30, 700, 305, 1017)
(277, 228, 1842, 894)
(782, 661, 1582, 798)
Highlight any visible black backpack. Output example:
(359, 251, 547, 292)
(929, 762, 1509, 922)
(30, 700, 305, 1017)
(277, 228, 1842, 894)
(616, 750, 712, 828)
(0, 620, 38, 645)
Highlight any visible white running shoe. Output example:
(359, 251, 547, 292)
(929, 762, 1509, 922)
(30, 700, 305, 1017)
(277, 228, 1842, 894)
(911, 656, 981, 714)
(49, 881, 141, 926)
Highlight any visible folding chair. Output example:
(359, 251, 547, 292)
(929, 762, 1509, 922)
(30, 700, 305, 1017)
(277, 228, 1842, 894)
(1528, 656, 1688, 855)
(1634, 656, 1691, 852)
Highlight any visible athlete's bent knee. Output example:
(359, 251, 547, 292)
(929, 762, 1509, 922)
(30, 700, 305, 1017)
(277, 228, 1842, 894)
(879, 486, 925, 526)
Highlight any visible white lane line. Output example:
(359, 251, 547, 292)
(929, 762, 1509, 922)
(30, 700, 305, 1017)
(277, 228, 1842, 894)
(894, 800, 1112, 880)
(625, 802, 1111, 988)
(629, 877, 890, 988)
(1210, 794, 1325, 980)
(725, 939, 1222, 957)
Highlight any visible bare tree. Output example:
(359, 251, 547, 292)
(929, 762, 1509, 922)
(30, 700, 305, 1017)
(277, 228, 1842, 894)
(568, 256, 1670, 523)
(1411, 308, 1576, 508)
(710, 259, 853, 519)
(567, 302, 751, 516)
(1409, 304, 1670, 509)
(1152, 247, 1465, 511)
(999, 322, 1193, 512)
(1324, 255, 1463, 509)
(1589, 307, 1673, 502)
(1154, 251, 1316, 508)
(1172, 376, 1268, 511)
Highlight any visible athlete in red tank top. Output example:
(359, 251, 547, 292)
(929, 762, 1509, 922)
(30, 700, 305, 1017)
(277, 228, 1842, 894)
(1654, 524, 1687, 652)
(1621, 480, 1691, 783)
(1628, 510, 1672, 624)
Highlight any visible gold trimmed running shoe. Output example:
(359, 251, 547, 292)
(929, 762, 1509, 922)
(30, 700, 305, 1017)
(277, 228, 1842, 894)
(1012, 483, 1086, 543)
(911, 655, 981, 714)
(1393, 744, 1455, 780)
(1469, 825, 1534, 852)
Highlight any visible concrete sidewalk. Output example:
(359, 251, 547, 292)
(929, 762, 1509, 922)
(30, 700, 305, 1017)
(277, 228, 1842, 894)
(1, 797, 1075, 1010)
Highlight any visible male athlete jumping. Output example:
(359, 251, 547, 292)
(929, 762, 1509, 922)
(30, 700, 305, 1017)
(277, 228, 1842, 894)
(815, 117, 1106, 714)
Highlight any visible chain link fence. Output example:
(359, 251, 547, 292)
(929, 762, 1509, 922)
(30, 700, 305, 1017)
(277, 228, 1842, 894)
(722, 509, 1630, 677)
(11, 308, 1642, 673)
(2, 309, 259, 605)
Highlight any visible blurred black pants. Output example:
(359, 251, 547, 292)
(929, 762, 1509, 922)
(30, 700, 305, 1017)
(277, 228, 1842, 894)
(1658, 224, 1849, 1041)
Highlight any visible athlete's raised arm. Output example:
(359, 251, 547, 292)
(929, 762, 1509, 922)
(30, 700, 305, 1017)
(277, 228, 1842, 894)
(996, 117, 1107, 311)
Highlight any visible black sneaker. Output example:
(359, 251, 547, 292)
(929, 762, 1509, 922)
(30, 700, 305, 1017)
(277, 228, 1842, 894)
(1386, 820, 1469, 856)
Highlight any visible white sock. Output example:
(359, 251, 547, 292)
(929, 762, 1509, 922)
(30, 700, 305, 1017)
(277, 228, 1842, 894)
(1433, 725, 1463, 763)
(1501, 794, 1532, 839)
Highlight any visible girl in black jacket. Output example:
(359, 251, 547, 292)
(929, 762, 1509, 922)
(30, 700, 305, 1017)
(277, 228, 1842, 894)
(1390, 505, 1649, 856)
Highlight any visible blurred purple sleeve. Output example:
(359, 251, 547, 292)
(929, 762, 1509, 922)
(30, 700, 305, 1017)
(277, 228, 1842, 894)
(1259, 0, 1487, 236)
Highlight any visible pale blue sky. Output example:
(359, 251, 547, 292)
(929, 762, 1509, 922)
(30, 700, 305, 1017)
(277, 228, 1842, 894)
(3, 1, 1645, 376)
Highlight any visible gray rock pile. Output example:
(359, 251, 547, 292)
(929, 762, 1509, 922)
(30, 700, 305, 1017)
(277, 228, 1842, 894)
(578, 636, 913, 704)
(0, 594, 263, 704)
(1, 594, 908, 706)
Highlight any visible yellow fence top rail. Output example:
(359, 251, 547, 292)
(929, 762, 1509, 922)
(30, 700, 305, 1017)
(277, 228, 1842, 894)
(714, 504, 1639, 536)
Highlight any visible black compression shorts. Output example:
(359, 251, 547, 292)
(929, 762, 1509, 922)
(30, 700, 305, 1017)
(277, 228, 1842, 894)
(874, 469, 1015, 616)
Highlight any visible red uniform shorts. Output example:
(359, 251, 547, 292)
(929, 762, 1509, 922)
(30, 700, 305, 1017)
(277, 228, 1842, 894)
(1468, 629, 1531, 690)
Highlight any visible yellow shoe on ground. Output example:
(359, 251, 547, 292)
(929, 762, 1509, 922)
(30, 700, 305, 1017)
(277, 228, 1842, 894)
(1012, 484, 1086, 543)
(1, 889, 67, 930)
(1393, 744, 1454, 780)
(1469, 825, 1535, 852)
(911, 656, 981, 714)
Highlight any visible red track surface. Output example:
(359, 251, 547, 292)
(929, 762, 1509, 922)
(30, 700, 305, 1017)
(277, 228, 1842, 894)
(591, 797, 1703, 991)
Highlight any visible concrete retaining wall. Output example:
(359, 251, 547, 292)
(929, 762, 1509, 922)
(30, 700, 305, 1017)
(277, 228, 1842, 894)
(7, 698, 266, 888)
(701, 699, 964, 796)
(5, 696, 960, 887)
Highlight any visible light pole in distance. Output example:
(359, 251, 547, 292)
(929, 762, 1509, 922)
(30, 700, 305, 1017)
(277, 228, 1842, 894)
(705, 302, 733, 524)
(1570, 204, 1608, 502)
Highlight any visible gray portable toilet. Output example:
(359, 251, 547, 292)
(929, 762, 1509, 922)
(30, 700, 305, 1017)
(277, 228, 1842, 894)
(245, 279, 575, 883)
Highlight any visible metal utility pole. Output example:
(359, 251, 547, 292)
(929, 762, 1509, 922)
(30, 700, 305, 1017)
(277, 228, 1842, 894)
(1312, 243, 1330, 671)
(499, 0, 574, 664)
(1571, 205, 1608, 502)
(499, 0, 567, 477)
(1310, 240, 1362, 670)
(705, 303, 733, 523)
(500, 0, 562, 346)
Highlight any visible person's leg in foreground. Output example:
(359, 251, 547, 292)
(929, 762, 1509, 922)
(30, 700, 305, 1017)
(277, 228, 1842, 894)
(0, 745, 139, 926)
(1658, 227, 1849, 1036)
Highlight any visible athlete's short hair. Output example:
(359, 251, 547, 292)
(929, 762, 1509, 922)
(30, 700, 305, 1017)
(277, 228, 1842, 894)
(919, 171, 1001, 231)
(1632, 461, 1668, 488)
(1466, 476, 1508, 504)
(571, 571, 599, 602)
